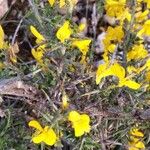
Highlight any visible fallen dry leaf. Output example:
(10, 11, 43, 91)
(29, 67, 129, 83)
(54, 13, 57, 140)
(0, 77, 48, 117)
(0, 78, 41, 101)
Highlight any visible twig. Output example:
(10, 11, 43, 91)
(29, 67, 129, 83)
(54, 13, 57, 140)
(79, 90, 100, 98)
(92, 3, 100, 41)
(86, 0, 89, 19)
(100, 130, 107, 150)
(71, 73, 94, 85)
(11, 18, 23, 45)
(41, 89, 58, 111)
(79, 138, 85, 150)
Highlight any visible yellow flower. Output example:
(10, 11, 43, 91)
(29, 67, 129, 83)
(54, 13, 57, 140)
(30, 26, 45, 43)
(137, 20, 150, 37)
(127, 44, 148, 61)
(56, 21, 72, 43)
(28, 120, 57, 146)
(30, 26, 46, 63)
(68, 111, 91, 137)
(118, 79, 140, 90)
(107, 43, 116, 53)
(105, 26, 124, 42)
(144, 0, 150, 8)
(123, 8, 131, 22)
(128, 128, 145, 150)
(129, 128, 144, 138)
(96, 63, 126, 83)
(72, 39, 91, 56)
(129, 141, 145, 150)
(102, 26, 124, 62)
(59, 0, 66, 8)
(31, 48, 44, 64)
(0, 25, 5, 49)
(105, 0, 126, 19)
(135, 10, 149, 23)
(96, 62, 140, 90)
(48, 0, 55, 6)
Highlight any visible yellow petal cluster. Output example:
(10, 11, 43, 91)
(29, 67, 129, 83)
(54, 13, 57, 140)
(48, 0, 55, 6)
(128, 127, 145, 150)
(96, 62, 140, 90)
(105, 26, 124, 42)
(59, 0, 65, 8)
(48, 0, 66, 8)
(72, 39, 91, 64)
(105, 0, 126, 19)
(31, 48, 44, 64)
(103, 26, 124, 62)
(30, 26, 45, 42)
(72, 39, 91, 56)
(144, 0, 150, 8)
(29, 120, 57, 146)
(68, 111, 91, 137)
(30, 26, 46, 64)
(56, 21, 72, 43)
(137, 20, 150, 37)
(135, 10, 149, 23)
(127, 44, 148, 61)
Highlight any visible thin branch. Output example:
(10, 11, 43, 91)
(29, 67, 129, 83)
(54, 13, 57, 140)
(11, 18, 23, 45)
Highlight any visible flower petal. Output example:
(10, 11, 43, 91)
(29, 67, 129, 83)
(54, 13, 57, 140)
(68, 111, 80, 122)
(28, 120, 43, 131)
(43, 126, 57, 146)
(59, 0, 65, 8)
(32, 132, 45, 144)
(31, 48, 44, 64)
(74, 125, 85, 137)
(56, 21, 72, 43)
(81, 114, 90, 125)
(96, 62, 125, 85)
(119, 79, 141, 90)
(48, 0, 55, 7)
(72, 39, 91, 56)
(96, 63, 109, 85)
(135, 141, 145, 149)
(30, 25, 45, 42)
(129, 128, 144, 137)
